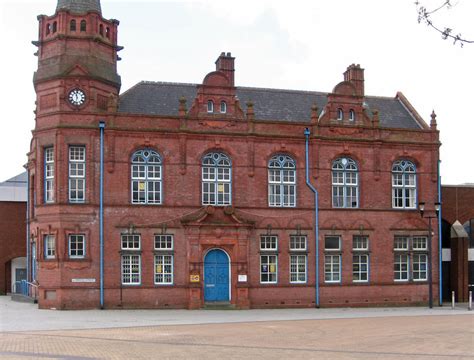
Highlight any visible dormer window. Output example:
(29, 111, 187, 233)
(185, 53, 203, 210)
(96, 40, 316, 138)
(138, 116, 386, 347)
(337, 108, 343, 120)
(207, 100, 214, 113)
(349, 109, 355, 121)
(70, 20, 76, 32)
(80, 20, 86, 32)
(220, 101, 227, 114)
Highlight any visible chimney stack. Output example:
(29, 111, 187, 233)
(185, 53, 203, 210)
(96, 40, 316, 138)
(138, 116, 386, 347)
(344, 64, 364, 96)
(215, 52, 235, 86)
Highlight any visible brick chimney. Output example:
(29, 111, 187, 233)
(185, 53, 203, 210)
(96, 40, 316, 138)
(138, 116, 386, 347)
(215, 52, 235, 87)
(343, 64, 364, 96)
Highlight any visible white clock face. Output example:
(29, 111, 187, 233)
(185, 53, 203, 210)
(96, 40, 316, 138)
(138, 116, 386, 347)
(68, 88, 86, 106)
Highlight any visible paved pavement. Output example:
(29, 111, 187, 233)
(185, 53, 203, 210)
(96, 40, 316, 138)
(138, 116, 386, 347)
(0, 296, 473, 359)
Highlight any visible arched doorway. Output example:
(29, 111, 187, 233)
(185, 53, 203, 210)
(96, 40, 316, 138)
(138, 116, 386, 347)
(204, 249, 230, 302)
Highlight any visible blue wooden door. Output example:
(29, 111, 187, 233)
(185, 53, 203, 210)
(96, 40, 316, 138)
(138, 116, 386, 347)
(204, 249, 229, 301)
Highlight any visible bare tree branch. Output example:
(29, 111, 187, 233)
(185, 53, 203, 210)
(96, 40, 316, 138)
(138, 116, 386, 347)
(415, 0, 473, 47)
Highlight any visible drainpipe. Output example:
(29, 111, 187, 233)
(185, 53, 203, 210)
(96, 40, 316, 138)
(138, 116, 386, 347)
(438, 159, 442, 306)
(99, 121, 105, 309)
(26, 168, 30, 289)
(304, 128, 320, 308)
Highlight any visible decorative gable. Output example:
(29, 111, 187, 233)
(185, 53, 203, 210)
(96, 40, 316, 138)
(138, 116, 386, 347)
(188, 52, 245, 119)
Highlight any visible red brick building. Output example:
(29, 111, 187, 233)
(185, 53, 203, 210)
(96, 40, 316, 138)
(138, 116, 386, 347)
(28, 0, 441, 309)
(0, 172, 27, 295)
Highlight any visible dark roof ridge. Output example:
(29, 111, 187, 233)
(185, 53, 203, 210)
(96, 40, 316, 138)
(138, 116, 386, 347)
(126, 80, 408, 100)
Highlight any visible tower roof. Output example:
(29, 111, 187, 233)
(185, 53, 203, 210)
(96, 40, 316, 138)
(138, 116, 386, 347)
(56, 0, 101, 14)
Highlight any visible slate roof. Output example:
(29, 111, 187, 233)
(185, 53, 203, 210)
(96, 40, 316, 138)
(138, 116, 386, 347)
(56, 0, 101, 14)
(118, 81, 423, 129)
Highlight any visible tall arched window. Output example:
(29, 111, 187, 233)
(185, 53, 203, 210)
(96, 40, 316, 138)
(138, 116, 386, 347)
(99, 24, 104, 36)
(70, 20, 76, 32)
(80, 20, 87, 32)
(337, 108, 343, 120)
(202, 152, 231, 206)
(392, 160, 416, 209)
(332, 157, 358, 208)
(268, 154, 296, 207)
(52, 21, 57, 33)
(131, 149, 162, 204)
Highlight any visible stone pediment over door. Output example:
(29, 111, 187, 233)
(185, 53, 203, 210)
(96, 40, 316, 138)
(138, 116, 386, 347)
(181, 206, 255, 229)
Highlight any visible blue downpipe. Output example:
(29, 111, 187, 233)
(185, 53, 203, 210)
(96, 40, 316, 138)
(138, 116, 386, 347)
(99, 121, 105, 309)
(304, 128, 319, 308)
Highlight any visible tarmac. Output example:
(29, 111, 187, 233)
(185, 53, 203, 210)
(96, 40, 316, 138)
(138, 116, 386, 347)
(0, 296, 473, 359)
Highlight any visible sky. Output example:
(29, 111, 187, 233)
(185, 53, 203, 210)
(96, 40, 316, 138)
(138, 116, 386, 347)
(0, 0, 472, 185)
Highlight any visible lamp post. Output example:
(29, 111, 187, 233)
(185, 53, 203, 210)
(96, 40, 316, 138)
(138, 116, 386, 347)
(418, 201, 441, 308)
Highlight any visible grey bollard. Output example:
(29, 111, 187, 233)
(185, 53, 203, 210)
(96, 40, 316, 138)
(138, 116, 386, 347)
(451, 291, 455, 309)
(469, 291, 472, 311)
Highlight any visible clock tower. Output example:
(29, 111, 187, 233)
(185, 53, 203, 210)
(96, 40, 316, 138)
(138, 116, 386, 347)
(33, 0, 121, 118)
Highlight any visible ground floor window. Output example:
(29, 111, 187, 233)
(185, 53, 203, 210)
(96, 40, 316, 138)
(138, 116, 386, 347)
(394, 254, 409, 281)
(260, 255, 277, 283)
(68, 234, 85, 258)
(44, 235, 55, 259)
(122, 254, 141, 285)
(324, 254, 340, 283)
(412, 254, 428, 281)
(353, 254, 369, 282)
(154, 255, 173, 284)
(290, 254, 307, 283)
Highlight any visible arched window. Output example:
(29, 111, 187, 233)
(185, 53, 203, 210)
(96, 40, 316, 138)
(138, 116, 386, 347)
(268, 154, 296, 207)
(106, 27, 110, 38)
(392, 160, 416, 209)
(131, 149, 162, 204)
(332, 157, 358, 208)
(202, 152, 231, 206)
(52, 21, 57, 33)
(349, 109, 355, 121)
(337, 108, 343, 120)
(80, 20, 87, 32)
(46, 23, 51, 35)
(207, 100, 214, 113)
(99, 24, 104, 36)
(70, 20, 76, 32)
(220, 101, 227, 114)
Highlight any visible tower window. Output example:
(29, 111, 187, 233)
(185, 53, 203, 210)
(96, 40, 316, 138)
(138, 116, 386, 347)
(220, 101, 227, 114)
(99, 24, 104, 36)
(337, 108, 343, 120)
(46, 23, 51, 35)
(349, 109, 355, 121)
(106, 27, 110, 39)
(70, 20, 76, 32)
(80, 20, 87, 32)
(207, 100, 214, 113)
(52, 22, 57, 33)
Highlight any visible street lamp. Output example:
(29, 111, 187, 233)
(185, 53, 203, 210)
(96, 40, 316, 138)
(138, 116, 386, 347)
(418, 201, 441, 308)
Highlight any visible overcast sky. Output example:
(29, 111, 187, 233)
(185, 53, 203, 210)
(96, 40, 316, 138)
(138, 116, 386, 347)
(0, 0, 472, 185)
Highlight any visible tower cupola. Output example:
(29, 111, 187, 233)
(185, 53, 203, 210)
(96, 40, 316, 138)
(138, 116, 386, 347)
(56, 0, 102, 15)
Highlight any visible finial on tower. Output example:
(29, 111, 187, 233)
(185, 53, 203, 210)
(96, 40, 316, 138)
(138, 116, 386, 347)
(430, 110, 437, 129)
